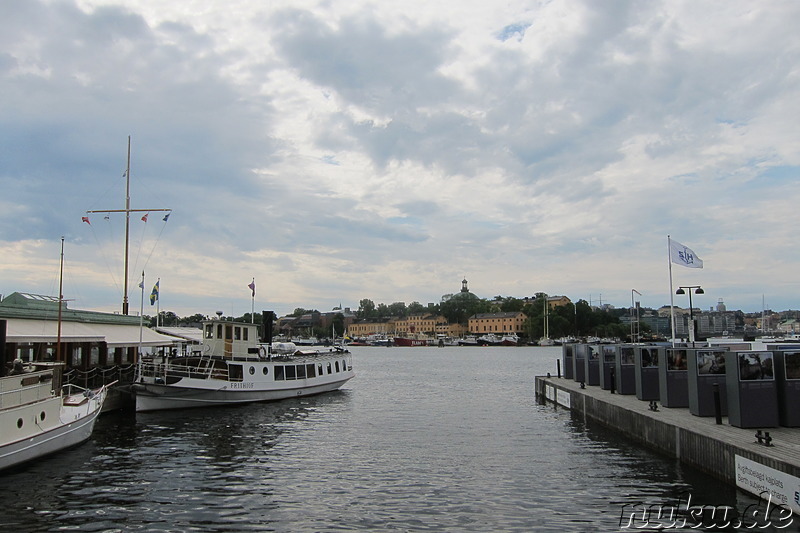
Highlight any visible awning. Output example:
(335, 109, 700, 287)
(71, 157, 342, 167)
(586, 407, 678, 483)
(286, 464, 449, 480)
(4, 318, 180, 347)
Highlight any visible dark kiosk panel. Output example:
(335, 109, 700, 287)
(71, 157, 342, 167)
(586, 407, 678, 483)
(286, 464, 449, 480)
(687, 348, 728, 417)
(659, 347, 689, 408)
(614, 344, 637, 395)
(635, 345, 662, 401)
(773, 349, 800, 427)
(725, 351, 778, 429)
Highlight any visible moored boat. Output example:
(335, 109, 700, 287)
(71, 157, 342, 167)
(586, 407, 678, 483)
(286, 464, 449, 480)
(394, 336, 429, 347)
(1, 361, 110, 472)
(131, 314, 354, 412)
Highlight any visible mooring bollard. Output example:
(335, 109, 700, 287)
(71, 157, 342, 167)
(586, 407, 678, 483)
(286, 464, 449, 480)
(712, 383, 722, 425)
(557, 359, 561, 379)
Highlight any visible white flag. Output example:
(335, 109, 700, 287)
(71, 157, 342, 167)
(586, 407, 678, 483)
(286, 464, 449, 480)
(670, 239, 703, 269)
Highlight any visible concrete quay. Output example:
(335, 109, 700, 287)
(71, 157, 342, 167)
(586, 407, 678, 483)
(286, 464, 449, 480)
(535, 374, 800, 514)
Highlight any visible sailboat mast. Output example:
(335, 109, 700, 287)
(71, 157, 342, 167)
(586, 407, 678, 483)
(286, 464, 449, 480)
(122, 136, 131, 315)
(56, 236, 64, 362)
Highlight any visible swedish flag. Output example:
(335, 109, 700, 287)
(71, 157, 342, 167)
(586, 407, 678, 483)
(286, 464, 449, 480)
(150, 281, 159, 305)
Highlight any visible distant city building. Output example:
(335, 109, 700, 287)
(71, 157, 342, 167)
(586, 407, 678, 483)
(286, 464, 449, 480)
(468, 312, 526, 334)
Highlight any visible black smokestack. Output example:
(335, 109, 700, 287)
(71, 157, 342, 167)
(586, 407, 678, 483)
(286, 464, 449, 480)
(261, 311, 275, 344)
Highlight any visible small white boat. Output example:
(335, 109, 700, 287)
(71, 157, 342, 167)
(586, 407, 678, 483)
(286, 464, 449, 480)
(131, 317, 354, 412)
(1, 362, 110, 472)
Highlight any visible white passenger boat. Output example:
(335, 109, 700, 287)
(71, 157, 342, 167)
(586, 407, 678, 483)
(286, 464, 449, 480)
(131, 317, 354, 412)
(0, 362, 110, 472)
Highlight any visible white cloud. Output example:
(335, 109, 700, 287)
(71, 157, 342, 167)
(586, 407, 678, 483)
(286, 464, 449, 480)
(1, 0, 798, 316)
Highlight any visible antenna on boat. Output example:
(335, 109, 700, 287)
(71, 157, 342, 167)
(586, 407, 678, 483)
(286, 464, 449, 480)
(85, 136, 171, 314)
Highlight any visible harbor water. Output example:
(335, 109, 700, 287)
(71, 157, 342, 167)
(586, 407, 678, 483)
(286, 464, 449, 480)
(0, 346, 774, 531)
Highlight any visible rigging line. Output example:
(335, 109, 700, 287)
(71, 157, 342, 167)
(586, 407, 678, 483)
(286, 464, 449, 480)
(140, 217, 171, 272)
(87, 217, 123, 298)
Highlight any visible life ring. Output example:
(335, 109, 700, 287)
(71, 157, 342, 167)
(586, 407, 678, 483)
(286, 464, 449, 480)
(258, 345, 268, 359)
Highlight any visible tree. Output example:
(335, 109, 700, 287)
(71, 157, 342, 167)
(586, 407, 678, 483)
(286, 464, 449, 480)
(357, 299, 376, 319)
(408, 301, 426, 315)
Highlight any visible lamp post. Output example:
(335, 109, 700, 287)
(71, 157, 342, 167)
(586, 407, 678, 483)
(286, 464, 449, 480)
(675, 286, 704, 346)
(631, 289, 641, 343)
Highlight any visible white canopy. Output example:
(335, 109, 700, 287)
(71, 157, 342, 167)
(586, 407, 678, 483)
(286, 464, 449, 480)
(5, 318, 179, 347)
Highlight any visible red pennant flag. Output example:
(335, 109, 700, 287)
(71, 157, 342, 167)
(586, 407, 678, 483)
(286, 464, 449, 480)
(82, 216, 91, 225)
(141, 213, 149, 222)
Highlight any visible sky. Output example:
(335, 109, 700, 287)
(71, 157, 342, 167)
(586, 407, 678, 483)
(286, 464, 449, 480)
(1, 0, 798, 318)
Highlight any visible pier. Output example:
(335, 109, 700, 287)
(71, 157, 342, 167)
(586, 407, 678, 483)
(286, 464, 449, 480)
(535, 374, 800, 514)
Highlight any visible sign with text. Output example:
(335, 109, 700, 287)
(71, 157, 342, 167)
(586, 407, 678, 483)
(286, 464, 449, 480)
(735, 455, 800, 516)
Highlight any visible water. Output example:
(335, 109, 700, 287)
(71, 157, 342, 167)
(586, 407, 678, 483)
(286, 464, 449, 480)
(0, 347, 786, 531)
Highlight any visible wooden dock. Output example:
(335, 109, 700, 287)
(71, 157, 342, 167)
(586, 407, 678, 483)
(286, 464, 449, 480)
(535, 375, 800, 514)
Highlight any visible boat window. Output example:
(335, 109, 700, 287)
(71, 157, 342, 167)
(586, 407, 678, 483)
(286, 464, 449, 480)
(235, 327, 241, 341)
(263, 366, 269, 375)
(243, 329, 249, 341)
(229, 364, 244, 382)
(296, 364, 306, 379)
(274, 366, 285, 380)
(217, 324, 223, 338)
(342, 359, 347, 371)
(307, 364, 316, 378)
(249, 366, 255, 375)
(17, 418, 23, 429)
(226, 325, 233, 340)
(205, 325, 213, 339)
(286, 365, 296, 380)
(40, 411, 46, 422)
(327, 362, 332, 374)
(335, 361, 340, 372)
(318, 363, 323, 376)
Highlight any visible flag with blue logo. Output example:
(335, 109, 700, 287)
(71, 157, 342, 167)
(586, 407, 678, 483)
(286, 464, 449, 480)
(669, 240, 703, 269)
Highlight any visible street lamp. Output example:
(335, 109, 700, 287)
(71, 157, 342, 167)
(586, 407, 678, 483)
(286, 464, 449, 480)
(675, 286, 704, 346)
(631, 289, 641, 343)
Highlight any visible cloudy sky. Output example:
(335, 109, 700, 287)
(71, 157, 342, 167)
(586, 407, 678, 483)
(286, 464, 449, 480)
(1, 0, 798, 318)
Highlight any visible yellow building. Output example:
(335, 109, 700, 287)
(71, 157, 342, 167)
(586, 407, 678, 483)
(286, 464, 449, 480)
(347, 320, 392, 337)
(468, 312, 526, 334)
(393, 314, 448, 336)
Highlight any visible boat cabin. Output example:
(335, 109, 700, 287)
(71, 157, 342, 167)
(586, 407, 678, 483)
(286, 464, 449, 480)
(202, 319, 261, 358)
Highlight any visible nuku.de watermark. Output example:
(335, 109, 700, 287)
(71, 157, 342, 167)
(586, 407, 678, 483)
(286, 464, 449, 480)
(619, 491, 795, 530)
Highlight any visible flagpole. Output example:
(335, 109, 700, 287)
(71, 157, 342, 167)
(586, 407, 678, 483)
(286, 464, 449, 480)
(156, 278, 160, 328)
(251, 277, 255, 324)
(668, 235, 676, 347)
(138, 270, 145, 362)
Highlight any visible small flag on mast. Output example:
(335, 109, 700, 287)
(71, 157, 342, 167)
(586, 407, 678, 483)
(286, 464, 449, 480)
(163, 213, 170, 222)
(141, 213, 149, 222)
(150, 280, 160, 305)
(669, 239, 703, 269)
(248, 279, 256, 297)
(82, 216, 90, 224)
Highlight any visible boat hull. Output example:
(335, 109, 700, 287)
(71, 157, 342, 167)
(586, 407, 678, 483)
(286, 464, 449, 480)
(0, 387, 107, 472)
(132, 354, 355, 412)
(133, 376, 353, 412)
(394, 337, 428, 347)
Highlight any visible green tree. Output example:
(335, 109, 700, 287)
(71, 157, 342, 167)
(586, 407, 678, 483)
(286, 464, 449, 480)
(357, 299, 376, 319)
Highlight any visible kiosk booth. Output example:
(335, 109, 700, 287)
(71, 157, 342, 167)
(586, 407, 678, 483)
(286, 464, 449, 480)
(688, 348, 728, 417)
(659, 347, 689, 407)
(725, 350, 778, 429)
(773, 349, 800, 427)
(562, 344, 575, 380)
(614, 344, 637, 395)
(635, 345, 662, 401)
(582, 344, 601, 386)
(598, 344, 617, 391)
(572, 343, 586, 384)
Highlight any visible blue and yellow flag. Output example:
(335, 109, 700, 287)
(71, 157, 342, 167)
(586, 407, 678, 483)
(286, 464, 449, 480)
(150, 280, 160, 305)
